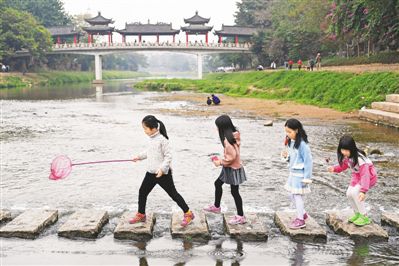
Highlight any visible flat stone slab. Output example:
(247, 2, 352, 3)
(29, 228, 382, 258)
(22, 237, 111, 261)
(326, 211, 388, 242)
(359, 109, 399, 128)
(275, 211, 327, 242)
(58, 210, 109, 239)
(223, 213, 268, 241)
(381, 211, 399, 229)
(171, 211, 210, 241)
(0, 209, 58, 239)
(0, 210, 12, 223)
(114, 212, 155, 241)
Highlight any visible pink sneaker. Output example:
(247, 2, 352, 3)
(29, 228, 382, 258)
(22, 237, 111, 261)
(181, 211, 195, 227)
(129, 212, 146, 224)
(203, 205, 221, 213)
(289, 218, 306, 229)
(228, 215, 246, 225)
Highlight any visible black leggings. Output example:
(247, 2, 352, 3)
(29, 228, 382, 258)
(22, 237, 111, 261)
(214, 178, 244, 216)
(138, 171, 189, 214)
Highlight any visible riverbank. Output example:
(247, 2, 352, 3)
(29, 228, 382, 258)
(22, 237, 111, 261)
(135, 70, 399, 112)
(0, 70, 148, 89)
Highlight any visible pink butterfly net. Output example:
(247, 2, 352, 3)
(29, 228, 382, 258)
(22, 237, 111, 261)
(49, 155, 133, 180)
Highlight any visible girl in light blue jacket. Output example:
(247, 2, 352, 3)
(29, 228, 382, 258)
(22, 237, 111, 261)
(281, 118, 313, 229)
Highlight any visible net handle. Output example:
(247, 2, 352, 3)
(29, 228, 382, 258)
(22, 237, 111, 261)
(72, 159, 133, 166)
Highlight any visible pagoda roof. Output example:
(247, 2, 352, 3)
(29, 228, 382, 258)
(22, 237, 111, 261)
(214, 25, 258, 36)
(181, 25, 213, 33)
(184, 11, 210, 24)
(117, 22, 180, 35)
(47, 25, 81, 36)
(84, 12, 114, 25)
(82, 25, 115, 32)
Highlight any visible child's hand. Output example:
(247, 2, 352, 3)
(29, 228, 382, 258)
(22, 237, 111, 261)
(327, 166, 334, 173)
(213, 159, 222, 167)
(358, 192, 366, 202)
(156, 169, 164, 178)
(132, 156, 140, 162)
(281, 150, 288, 158)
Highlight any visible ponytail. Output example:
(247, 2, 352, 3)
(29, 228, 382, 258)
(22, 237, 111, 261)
(142, 115, 169, 139)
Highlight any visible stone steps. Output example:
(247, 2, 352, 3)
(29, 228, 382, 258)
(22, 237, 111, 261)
(386, 94, 399, 103)
(359, 94, 399, 128)
(371, 102, 399, 114)
(1, 209, 396, 241)
(359, 109, 399, 128)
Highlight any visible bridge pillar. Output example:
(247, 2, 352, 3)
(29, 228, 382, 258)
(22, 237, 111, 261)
(93, 54, 104, 84)
(197, 53, 203, 80)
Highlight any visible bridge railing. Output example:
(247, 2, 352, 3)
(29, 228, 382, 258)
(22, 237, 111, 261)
(52, 41, 252, 50)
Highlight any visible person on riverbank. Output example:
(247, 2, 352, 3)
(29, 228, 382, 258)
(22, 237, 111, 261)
(297, 59, 303, 71)
(288, 60, 294, 70)
(281, 118, 313, 229)
(129, 115, 195, 227)
(316, 53, 321, 70)
(207, 96, 212, 105)
(211, 94, 221, 105)
(204, 115, 247, 225)
(328, 135, 377, 226)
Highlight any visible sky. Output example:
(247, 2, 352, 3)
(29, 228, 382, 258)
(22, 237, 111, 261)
(62, 0, 240, 42)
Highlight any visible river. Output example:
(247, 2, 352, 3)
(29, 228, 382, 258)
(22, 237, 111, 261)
(1, 80, 398, 265)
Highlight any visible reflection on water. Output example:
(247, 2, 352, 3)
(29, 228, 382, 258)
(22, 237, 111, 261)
(1, 80, 399, 265)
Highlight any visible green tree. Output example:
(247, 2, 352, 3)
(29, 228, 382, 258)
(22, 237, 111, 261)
(0, 7, 52, 62)
(3, 0, 72, 27)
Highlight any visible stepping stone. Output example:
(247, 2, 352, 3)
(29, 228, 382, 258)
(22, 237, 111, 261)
(274, 211, 327, 242)
(0, 209, 58, 239)
(326, 211, 388, 242)
(223, 213, 268, 241)
(114, 211, 155, 241)
(58, 210, 109, 239)
(171, 211, 210, 241)
(381, 212, 399, 229)
(0, 210, 12, 223)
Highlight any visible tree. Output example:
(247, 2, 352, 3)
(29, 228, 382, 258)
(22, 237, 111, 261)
(0, 7, 52, 62)
(328, 0, 399, 56)
(3, 0, 72, 27)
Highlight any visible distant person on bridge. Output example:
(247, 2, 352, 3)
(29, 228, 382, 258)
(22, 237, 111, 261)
(211, 94, 221, 105)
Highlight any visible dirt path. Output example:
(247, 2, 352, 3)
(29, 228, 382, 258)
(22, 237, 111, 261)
(153, 92, 357, 122)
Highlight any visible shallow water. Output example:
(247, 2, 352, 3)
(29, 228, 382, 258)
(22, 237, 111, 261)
(1, 81, 399, 265)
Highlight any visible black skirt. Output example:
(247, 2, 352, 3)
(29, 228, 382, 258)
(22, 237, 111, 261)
(218, 166, 247, 185)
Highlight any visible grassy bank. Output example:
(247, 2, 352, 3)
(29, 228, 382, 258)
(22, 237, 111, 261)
(0, 70, 148, 88)
(135, 70, 399, 112)
(323, 51, 399, 66)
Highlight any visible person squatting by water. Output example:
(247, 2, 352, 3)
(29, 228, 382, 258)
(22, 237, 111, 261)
(211, 94, 221, 105)
(281, 119, 313, 229)
(328, 135, 378, 226)
(204, 115, 248, 225)
(130, 115, 195, 227)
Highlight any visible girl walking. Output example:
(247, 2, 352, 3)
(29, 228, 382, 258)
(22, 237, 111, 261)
(281, 118, 313, 229)
(204, 115, 247, 225)
(129, 115, 194, 227)
(328, 135, 377, 226)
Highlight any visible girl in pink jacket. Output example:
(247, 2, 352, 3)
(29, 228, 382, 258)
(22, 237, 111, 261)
(204, 115, 247, 225)
(328, 135, 377, 226)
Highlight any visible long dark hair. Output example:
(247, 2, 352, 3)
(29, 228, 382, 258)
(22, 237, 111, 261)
(285, 118, 308, 149)
(215, 115, 237, 147)
(142, 115, 168, 139)
(337, 135, 365, 166)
